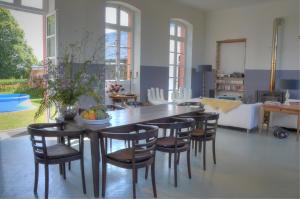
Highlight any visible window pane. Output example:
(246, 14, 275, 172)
(105, 47, 117, 61)
(120, 48, 129, 63)
(177, 41, 185, 54)
(120, 31, 130, 47)
(119, 65, 129, 80)
(106, 7, 117, 24)
(0, 0, 13, 3)
(169, 53, 174, 65)
(47, 37, 55, 57)
(169, 66, 174, 78)
(105, 28, 117, 46)
(22, 0, 43, 9)
(120, 10, 129, 26)
(169, 40, 175, 52)
(170, 23, 175, 36)
(177, 25, 186, 37)
(177, 54, 185, 66)
(169, 78, 174, 90)
(47, 15, 55, 36)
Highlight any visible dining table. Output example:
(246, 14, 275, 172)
(69, 103, 204, 198)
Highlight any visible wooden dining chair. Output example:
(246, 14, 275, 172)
(99, 124, 159, 199)
(146, 117, 195, 187)
(27, 123, 86, 199)
(180, 112, 219, 170)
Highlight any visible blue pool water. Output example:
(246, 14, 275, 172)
(0, 94, 34, 112)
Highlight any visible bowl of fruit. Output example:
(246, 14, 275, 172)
(80, 105, 111, 125)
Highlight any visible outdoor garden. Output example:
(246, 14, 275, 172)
(0, 7, 46, 131)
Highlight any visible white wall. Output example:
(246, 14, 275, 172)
(204, 0, 299, 70)
(55, 0, 106, 63)
(54, 0, 205, 68)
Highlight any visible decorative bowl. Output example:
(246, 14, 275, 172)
(81, 116, 112, 125)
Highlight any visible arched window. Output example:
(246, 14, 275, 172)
(168, 20, 188, 99)
(105, 3, 134, 81)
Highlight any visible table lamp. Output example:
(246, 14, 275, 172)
(198, 65, 212, 97)
(280, 79, 300, 104)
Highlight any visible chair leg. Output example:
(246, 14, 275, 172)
(62, 163, 66, 180)
(34, 162, 39, 194)
(151, 163, 157, 198)
(59, 164, 62, 175)
(194, 141, 198, 157)
(80, 159, 87, 194)
(191, 139, 194, 149)
(174, 152, 177, 187)
(213, 139, 216, 165)
(168, 153, 172, 168)
(203, 140, 206, 171)
(68, 138, 71, 170)
(199, 141, 202, 153)
(198, 141, 201, 152)
(145, 166, 149, 179)
(102, 162, 107, 198)
(44, 164, 49, 199)
(135, 169, 138, 183)
(132, 168, 137, 199)
(187, 150, 191, 179)
(177, 153, 180, 164)
(105, 138, 108, 153)
(110, 138, 112, 152)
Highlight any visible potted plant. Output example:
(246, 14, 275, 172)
(34, 45, 103, 121)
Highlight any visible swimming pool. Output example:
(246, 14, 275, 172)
(0, 94, 34, 112)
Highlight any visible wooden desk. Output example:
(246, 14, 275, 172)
(260, 103, 300, 141)
(109, 94, 137, 105)
(71, 104, 204, 197)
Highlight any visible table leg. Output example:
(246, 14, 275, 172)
(260, 107, 264, 133)
(90, 132, 100, 198)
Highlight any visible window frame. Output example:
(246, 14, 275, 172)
(105, 4, 134, 81)
(0, 0, 47, 15)
(168, 20, 188, 99)
(46, 11, 56, 65)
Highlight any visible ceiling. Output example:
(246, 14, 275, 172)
(176, 0, 279, 11)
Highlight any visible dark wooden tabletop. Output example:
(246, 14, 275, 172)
(71, 103, 203, 132)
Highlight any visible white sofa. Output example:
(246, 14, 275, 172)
(182, 98, 262, 133)
(204, 103, 262, 133)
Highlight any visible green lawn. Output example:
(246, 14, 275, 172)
(0, 99, 47, 131)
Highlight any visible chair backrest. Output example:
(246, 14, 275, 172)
(147, 89, 153, 102)
(147, 117, 195, 147)
(100, 124, 159, 163)
(27, 123, 85, 160)
(159, 89, 166, 101)
(203, 113, 219, 135)
(150, 88, 157, 101)
(180, 112, 219, 137)
(155, 88, 160, 101)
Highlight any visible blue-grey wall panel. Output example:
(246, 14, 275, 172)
(245, 69, 300, 99)
(140, 66, 169, 102)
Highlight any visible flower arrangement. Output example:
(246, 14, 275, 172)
(106, 83, 125, 95)
(34, 36, 104, 120)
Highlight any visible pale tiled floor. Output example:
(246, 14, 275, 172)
(0, 128, 299, 199)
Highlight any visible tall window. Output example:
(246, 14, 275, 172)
(105, 5, 133, 81)
(46, 13, 56, 65)
(168, 21, 186, 99)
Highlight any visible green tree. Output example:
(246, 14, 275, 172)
(0, 7, 37, 79)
